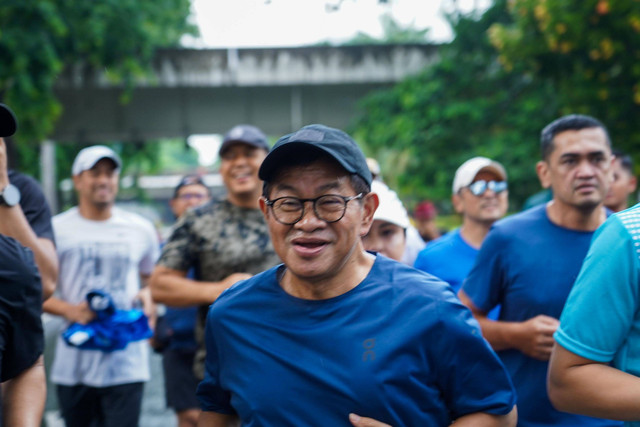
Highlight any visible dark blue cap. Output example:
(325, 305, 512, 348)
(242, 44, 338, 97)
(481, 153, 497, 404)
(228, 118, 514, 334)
(219, 124, 269, 156)
(258, 124, 372, 186)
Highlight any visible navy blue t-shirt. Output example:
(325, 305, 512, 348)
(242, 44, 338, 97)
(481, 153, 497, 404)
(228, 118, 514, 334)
(462, 204, 621, 426)
(198, 255, 516, 426)
(9, 170, 55, 242)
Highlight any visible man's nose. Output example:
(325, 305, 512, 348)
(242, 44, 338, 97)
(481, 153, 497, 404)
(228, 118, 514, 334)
(295, 201, 324, 228)
(576, 160, 597, 177)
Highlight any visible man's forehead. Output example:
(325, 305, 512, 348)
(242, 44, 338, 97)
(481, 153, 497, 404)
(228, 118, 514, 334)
(473, 169, 503, 181)
(272, 164, 351, 194)
(552, 127, 609, 151)
(89, 157, 119, 170)
(274, 157, 350, 179)
(273, 175, 348, 191)
(224, 141, 264, 153)
(177, 183, 208, 193)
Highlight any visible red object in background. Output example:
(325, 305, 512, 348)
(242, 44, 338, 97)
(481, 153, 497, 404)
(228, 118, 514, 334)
(414, 201, 438, 220)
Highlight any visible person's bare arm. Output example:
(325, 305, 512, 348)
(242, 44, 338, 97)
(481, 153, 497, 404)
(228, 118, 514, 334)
(0, 138, 58, 299)
(135, 274, 158, 328)
(197, 411, 239, 427)
(458, 290, 558, 360)
(548, 344, 640, 419)
(150, 265, 251, 307)
(42, 297, 96, 324)
(348, 407, 517, 427)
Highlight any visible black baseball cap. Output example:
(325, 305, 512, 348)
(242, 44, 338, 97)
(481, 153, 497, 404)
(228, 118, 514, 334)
(219, 124, 269, 156)
(258, 124, 372, 186)
(172, 174, 210, 198)
(0, 104, 17, 137)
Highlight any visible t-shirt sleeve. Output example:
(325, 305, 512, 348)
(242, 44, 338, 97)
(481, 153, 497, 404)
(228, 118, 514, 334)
(432, 292, 516, 417)
(460, 227, 505, 312)
(196, 305, 236, 414)
(555, 215, 639, 362)
(157, 212, 196, 272)
(10, 171, 55, 242)
(413, 246, 432, 272)
(0, 235, 40, 283)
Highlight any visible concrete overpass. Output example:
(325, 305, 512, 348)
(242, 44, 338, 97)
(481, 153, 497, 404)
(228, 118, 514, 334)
(52, 44, 438, 141)
(43, 44, 438, 211)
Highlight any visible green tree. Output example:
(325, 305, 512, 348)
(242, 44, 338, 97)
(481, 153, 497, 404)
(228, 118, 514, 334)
(351, 0, 559, 210)
(0, 0, 196, 171)
(489, 0, 640, 163)
(346, 14, 429, 44)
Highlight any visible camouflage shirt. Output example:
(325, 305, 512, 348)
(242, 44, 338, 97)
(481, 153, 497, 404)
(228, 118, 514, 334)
(158, 198, 280, 378)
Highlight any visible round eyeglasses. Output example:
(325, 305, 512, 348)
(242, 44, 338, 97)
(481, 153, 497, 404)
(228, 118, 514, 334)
(265, 193, 363, 225)
(467, 180, 508, 196)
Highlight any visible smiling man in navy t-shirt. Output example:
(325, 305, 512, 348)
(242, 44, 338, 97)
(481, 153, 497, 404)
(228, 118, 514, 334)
(196, 124, 517, 427)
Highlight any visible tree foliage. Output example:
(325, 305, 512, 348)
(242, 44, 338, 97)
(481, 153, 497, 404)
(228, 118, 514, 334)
(351, 0, 559, 210)
(345, 14, 430, 45)
(489, 0, 640, 166)
(0, 0, 196, 168)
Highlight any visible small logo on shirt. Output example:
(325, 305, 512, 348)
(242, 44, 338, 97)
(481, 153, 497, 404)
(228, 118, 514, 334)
(362, 338, 376, 362)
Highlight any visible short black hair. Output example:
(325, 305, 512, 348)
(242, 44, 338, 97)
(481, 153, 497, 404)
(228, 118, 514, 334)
(262, 148, 370, 199)
(540, 114, 611, 160)
(613, 149, 634, 174)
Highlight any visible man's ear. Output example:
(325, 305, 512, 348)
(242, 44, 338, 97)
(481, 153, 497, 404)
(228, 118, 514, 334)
(536, 160, 551, 189)
(259, 197, 269, 218)
(629, 175, 638, 193)
(451, 193, 464, 214)
(360, 192, 379, 237)
(72, 174, 82, 191)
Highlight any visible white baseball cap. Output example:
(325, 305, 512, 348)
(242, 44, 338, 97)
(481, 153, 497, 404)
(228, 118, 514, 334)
(72, 145, 122, 176)
(372, 180, 410, 229)
(452, 156, 507, 194)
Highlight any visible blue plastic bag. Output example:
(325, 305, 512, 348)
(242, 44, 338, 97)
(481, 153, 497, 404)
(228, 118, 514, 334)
(62, 290, 152, 352)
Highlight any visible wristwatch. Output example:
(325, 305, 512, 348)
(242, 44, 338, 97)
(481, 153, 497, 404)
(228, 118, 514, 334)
(0, 183, 20, 207)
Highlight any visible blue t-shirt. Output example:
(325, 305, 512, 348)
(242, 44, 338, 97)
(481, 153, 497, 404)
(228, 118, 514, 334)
(462, 204, 620, 426)
(414, 228, 500, 319)
(164, 306, 198, 351)
(414, 228, 476, 293)
(556, 204, 640, 427)
(197, 255, 516, 426)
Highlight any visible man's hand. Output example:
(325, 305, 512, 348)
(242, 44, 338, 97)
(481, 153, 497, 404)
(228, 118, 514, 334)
(513, 314, 559, 360)
(65, 301, 96, 324)
(135, 286, 157, 329)
(349, 413, 392, 427)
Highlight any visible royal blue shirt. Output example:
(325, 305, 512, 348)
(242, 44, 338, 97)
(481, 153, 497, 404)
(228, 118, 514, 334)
(414, 228, 476, 294)
(198, 255, 516, 426)
(414, 228, 500, 319)
(462, 204, 620, 426)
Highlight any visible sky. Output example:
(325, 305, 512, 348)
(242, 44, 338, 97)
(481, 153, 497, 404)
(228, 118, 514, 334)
(183, 0, 490, 165)
(185, 0, 489, 48)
